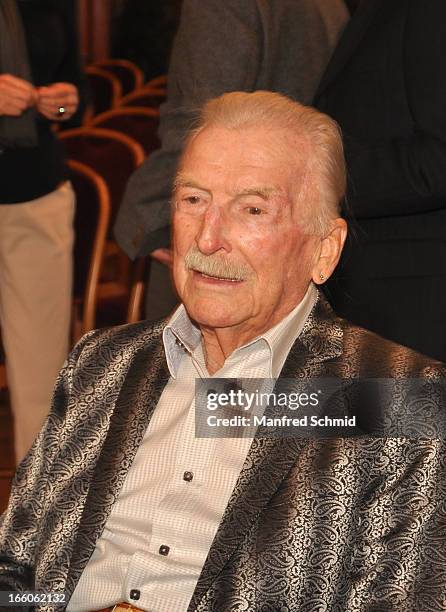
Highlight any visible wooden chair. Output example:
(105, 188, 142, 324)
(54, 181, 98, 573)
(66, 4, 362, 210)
(146, 74, 168, 88)
(85, 66, 122, 121)
(59, 128, 145, 327)
(94, 59, 144, 96)
(59, 127, 144, 228)
(126, 256, 150, 323)
(90, 107, 160, 156)
(67, 160, 110, 342)
(120, 86, 166, 109)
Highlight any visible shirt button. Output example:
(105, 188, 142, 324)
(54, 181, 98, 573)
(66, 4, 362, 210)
(159, 544, 170, 556)
(224, 381, 240, 393)
(129, 589, 140, 600)
(183, 471, 193, 482)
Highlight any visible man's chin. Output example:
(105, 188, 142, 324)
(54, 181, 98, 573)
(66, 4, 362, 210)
(184, 301, 243, 330)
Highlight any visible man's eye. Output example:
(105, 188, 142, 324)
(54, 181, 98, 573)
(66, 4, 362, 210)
(247, 206, 262, 215)
(184, 196, 201, 205)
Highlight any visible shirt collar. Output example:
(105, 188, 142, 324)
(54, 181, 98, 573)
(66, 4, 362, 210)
(163, 306, 201, 377)
(163, 283, 318, 378)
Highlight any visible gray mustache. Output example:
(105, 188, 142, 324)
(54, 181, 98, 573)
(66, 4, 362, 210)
(184, 247, 252, 281)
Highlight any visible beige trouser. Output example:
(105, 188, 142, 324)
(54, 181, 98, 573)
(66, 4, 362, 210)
(0, 182, 74, 463)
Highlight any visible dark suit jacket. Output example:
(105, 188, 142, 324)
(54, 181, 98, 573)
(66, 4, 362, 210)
(314, 0, 446, 361)
(0, 295, 445, 611)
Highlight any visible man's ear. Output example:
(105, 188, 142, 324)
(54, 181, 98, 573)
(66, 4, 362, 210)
(311, 218, 347, 284)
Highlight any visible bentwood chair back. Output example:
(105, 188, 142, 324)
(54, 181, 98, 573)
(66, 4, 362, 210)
(119, 86, 166, 109)
(126, 256, 150, 324)
(59, 127, 144, 229)
(67, 159, 110, 342)
(146, 74, 168, 89)
(94, 59, 144, 96)
(60, 129, 145, 327)
(90, 107, 160, 156)
(85, 66, 122, 121)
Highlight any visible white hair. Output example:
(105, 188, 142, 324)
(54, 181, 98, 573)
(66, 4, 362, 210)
(185, 91, 346, 235)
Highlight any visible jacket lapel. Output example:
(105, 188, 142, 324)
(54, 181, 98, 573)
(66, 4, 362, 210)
(65, 333, 170, 593)
(314, 0, 383, 101)
(189, 294, 344, 610)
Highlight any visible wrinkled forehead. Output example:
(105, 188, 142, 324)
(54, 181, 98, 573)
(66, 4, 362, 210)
(178, 124, 312, 190)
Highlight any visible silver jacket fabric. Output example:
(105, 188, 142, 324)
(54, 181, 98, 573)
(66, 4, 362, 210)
(0, 294, 445, 611)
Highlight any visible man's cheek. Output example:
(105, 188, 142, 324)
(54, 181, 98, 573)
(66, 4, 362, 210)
(172, 260, 186, 294)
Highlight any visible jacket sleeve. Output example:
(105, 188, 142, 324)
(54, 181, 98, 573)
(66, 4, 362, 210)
(348, 439, 446, 610)
(0, 330, 101, 592)
(344, 0, 446, 219)
(53, 0, 87, 128)
(114, 0, 264, 258)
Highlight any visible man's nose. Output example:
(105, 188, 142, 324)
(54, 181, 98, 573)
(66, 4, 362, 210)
(196, 205, 231, 254)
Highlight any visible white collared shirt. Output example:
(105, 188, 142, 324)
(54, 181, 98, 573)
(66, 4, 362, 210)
(68, 285, 317, 612)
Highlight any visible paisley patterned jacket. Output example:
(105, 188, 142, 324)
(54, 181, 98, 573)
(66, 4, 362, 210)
(0, 294, 445, 612)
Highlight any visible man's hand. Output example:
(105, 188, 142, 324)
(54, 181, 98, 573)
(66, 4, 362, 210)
(37, 82, 79, 121)
(151, 248, 173, 268)
(0, 74, 37, 116)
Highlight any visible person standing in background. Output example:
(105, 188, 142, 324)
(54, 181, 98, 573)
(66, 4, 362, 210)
(112, 0, 182, 81)
(0, 0, 84, 462)
(314, 0, 446, 361)
(114, 0, 349, 321)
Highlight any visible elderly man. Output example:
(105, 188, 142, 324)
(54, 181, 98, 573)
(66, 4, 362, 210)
(1, 92, 445, 612)
(114, 0, 349, 320)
